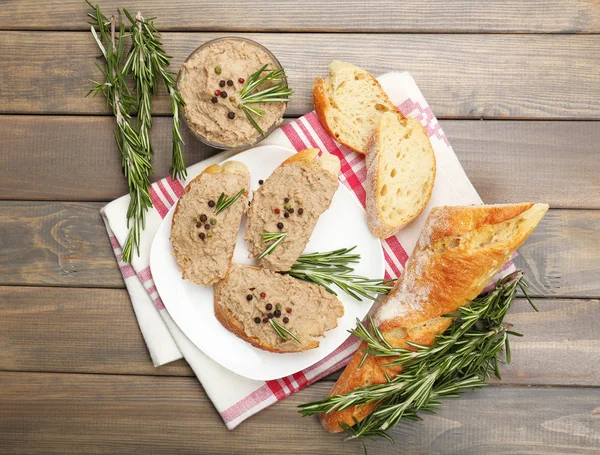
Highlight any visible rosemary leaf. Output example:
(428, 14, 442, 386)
(257, 232, 287, 260)
(270, 319, 301, 344)
(214, 189, 245, 215)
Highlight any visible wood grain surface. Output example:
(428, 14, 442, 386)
(1, 287, 598, 387)
(2, 116, 599, 208)
(1, 32, 599, 118)
(1, 371, 599, 455)
(1, 202, 597, 297)
(2, 0, 600, 33)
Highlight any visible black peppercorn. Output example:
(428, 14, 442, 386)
(246, 294, 253, 301)
(267, 313, 274, 319)
(254, 317, 261, 324)
(284, 212, 289, 218)
(195, 222, 201, 228)
(262, 318, 268, 323)
(204, 224, 211, 230)
(274, 310, 281, 318)
(265, 303, 273, 311)
(277, 222, 284, 230)
(220, 91, 228, 98)
(228, 112, 235, 119)
(200, 214, 208, 222)
(284, 198, 289, 203)
(227, 80, 233, 86)
(208, 200, 215, 207)
(283, 317, 289, 324)
(211, 97, 218, 104)
(298, 208, 304, 215)
(219, 80, 226, 87)
(258, 179, 264, 185)
(199, 233, 206, 240)
(288, 208, 294, 214)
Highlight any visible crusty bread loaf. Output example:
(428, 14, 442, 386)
(320, 202, 549, 432)
(170, 161, 249, 286)
(365, 112, 436, 238)
(313, 60, 400, 154)
(246, 148, 340, 272)
(214, 264, 344, 353)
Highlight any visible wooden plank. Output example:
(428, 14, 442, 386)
(1, 32, 599, 118)
(0, 203, 597, 297)
(1, 371, 599, 454)
(1, 287, 598, 386)
(3, 0, 600, 33)
(2, 116, 599, 209)
(0, 286, 192, 377)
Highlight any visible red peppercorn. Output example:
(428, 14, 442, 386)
(286, 308, 292, 313)
(260, 292, 266, 299)
(274, 208, 280, 214)
(238, 77, 245, 84)
(215, 89, 221, 96)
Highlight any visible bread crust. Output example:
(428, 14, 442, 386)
(365, 113, 436, 239)
(320, 202, 549, 432)
(282, 148, 341, 178)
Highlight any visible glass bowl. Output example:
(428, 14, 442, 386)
(177, 36, 288, 151)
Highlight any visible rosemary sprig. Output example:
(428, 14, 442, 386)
(270, 319, 301, 344)
(299, 270, 534, 444)
(214, 189, 245, 215)
(87, 3, 154, 263)
(239, 64, 293, 136)
(122, 9, 186, 181)
(257, 232, 288, 259)
(287, 246, 394, 301)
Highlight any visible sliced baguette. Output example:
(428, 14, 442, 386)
(170, 161, 250, 286)
(320, 202, 549, 432)
(214, 264, 344, 353)
(313, 60, 400, 154)
(366, 111, 436, 238)
(246, 148, 340, 272)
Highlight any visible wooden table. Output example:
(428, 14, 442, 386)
(1, 1, 599, 453)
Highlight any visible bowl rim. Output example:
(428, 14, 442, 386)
(176, 36, 288, 151)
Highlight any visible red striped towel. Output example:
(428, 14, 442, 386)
(101, 71, 514, 429)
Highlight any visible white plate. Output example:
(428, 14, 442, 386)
(150, 144, 384, 381)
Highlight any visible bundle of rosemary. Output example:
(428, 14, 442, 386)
(86, 2, 185, 262)
(299, 270, 534, 446)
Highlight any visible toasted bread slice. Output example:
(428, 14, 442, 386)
(313, 60, 400, 154)
(170, 161, 250, 286)
(320, 202, 549, 432)
(365, 112, 436, 238)
(214, 264, 344, 353)
(246, 148, 340, 272)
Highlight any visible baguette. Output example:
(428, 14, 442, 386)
(320, 202, 549, 432)
(365, 111, 436, 238)
(246, 148, 340, 272)
(214, 264, 344, 353)
(313, 60, 400, 154)
(170, 161, 249, 286)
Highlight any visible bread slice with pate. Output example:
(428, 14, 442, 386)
(214, 264, 344, 353)
(170, 161, 249, 286)
(365, 111, 436, 238)
(245, 148, 340, 272)
(313, 60, 400, 154)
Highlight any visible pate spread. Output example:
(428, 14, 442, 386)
(178, 38, 286, 148)
(246, 161, 339, 271)
(170, 170, 249, 285)
(216, 265, 344, 352)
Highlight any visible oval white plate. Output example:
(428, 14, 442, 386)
(150, 144, 384, 381)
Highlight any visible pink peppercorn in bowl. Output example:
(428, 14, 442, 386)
(177, 37, 289, 150)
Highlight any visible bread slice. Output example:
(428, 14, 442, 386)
(365, 111, 436, 238)
(246, 148, 340, 272)
(170, 161, 249, 286)
(320, 202, 549, 432)
(214, 264, 344, 353)
(313, 60, 400, 154)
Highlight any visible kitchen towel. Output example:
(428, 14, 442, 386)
(101, 71, 515, 429)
